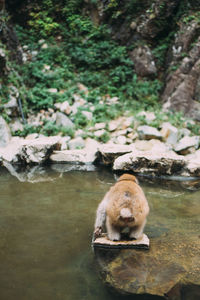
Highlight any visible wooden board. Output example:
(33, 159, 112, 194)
(92, 233, 150, 250)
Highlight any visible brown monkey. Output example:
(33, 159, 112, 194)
(94, 174, 149, 241)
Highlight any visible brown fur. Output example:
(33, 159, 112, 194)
(94, 174, 149, 241)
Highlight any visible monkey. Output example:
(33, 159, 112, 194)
(94, 173, 149, 241)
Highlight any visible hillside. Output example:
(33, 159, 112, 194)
(0, 0, 200, 139)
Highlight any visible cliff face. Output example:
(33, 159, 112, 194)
(1, 0, 200, 120)
(85, 0, 200, 119)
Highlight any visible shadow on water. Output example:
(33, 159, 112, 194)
(0, 165, 200, 300)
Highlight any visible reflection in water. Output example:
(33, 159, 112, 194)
(0, 166, 199, 300)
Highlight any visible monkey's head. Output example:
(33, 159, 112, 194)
(117, 173, 138, 184)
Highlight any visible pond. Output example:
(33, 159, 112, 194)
(0, 165, 199, 300)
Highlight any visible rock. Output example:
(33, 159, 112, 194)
(68, 137, 85, 150)
(160, 122, 179, 145)
(95, 233, 200, 298)
(54, 101, 71, 115)
(184, 150, 200, 176)
(82, 110, 93, 121)
(137, 111, 156, 122)
(59, 136, 71, 150)
(48, 88, 58, 93)
(137, 0, 179, 39)
(94, 129, 106, 138)
(77, 83, 89, 95)
(0, 117, 11, 147)
(137, 125, 162, 140)
(73, 93, 86, 105)
(174, 136, 200, 155)
(108, 121, 119, 132)
(162, 31, 200, 119)
(94, 178, 200, 299)
(0, 137, 61, 164)
(41, 43, 48, 49)
(10, 119, 24, 133)
(115, 136, 127, 145)
(130, 45, 157, 77)
(3, 95, 18, 110)
(55, 112, 74, 129)
(113, 147, 186, 176)
(50, 149, 96, 164)
(134, 139, 169, 152)
(50, 137, 100, 166)
(94, 122, 106, 130)
(25, 133, 39, 140)
(97, 144, 133, 165)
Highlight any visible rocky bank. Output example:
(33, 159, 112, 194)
(1, 114, 200, 178)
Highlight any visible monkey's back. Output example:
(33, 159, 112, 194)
(106, 180, 149, 226)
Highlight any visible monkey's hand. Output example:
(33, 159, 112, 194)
(93, 226, 102, 240)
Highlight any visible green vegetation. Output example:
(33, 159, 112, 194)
(1, 0, 200, 140)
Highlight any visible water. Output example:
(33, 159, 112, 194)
(0, 165, 199, 300)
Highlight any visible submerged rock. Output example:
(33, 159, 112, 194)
(94, 181, 200, 299)
(95, 232, 200, 299)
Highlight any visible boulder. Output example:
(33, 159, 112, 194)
(50, 149, 95, 164)
(184, 150, 200, 176)
(130, 45, 157, 77)
(174, 136, 200, 155)
(68, 136, 85, 150)
(50, 138, 100, 165)
(96, 144, 134, 165)
(162, 28, 200, 120)
(113, 147, 186, 176)
(54, 101, 71, 115)
(55, 112, 74, 129)
(0, 136, 61, 164)
(137, 125, 162, 140)
(160, 122, 179, 145)
(94, 178, 200, 299)
(0, 116, 11, 147)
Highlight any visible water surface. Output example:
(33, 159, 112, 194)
(0, 166, 199, 300)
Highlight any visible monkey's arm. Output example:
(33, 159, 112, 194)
(94, 193, 109, 239)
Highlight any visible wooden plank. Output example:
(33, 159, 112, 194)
(92, 233, 150, 250)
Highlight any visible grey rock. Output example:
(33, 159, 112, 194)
(68, 137, 85, 150)
(82, 110, 93, 121)
(10, 119, 24, 132)
(113, 148, 186, 176)
(0, 137, 61, 164)
(97, 144, 133, 165)
(50, 149, 95, 164)
(137, 125, 162, 140)
(174, 136, 200, 154)
(55, 112, 74, 129)
(0, 116, 11, 147)
(160, 122, 178, 145)
(130, 45, 157, 77)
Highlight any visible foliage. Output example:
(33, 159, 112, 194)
(3, 0, 195, 139)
